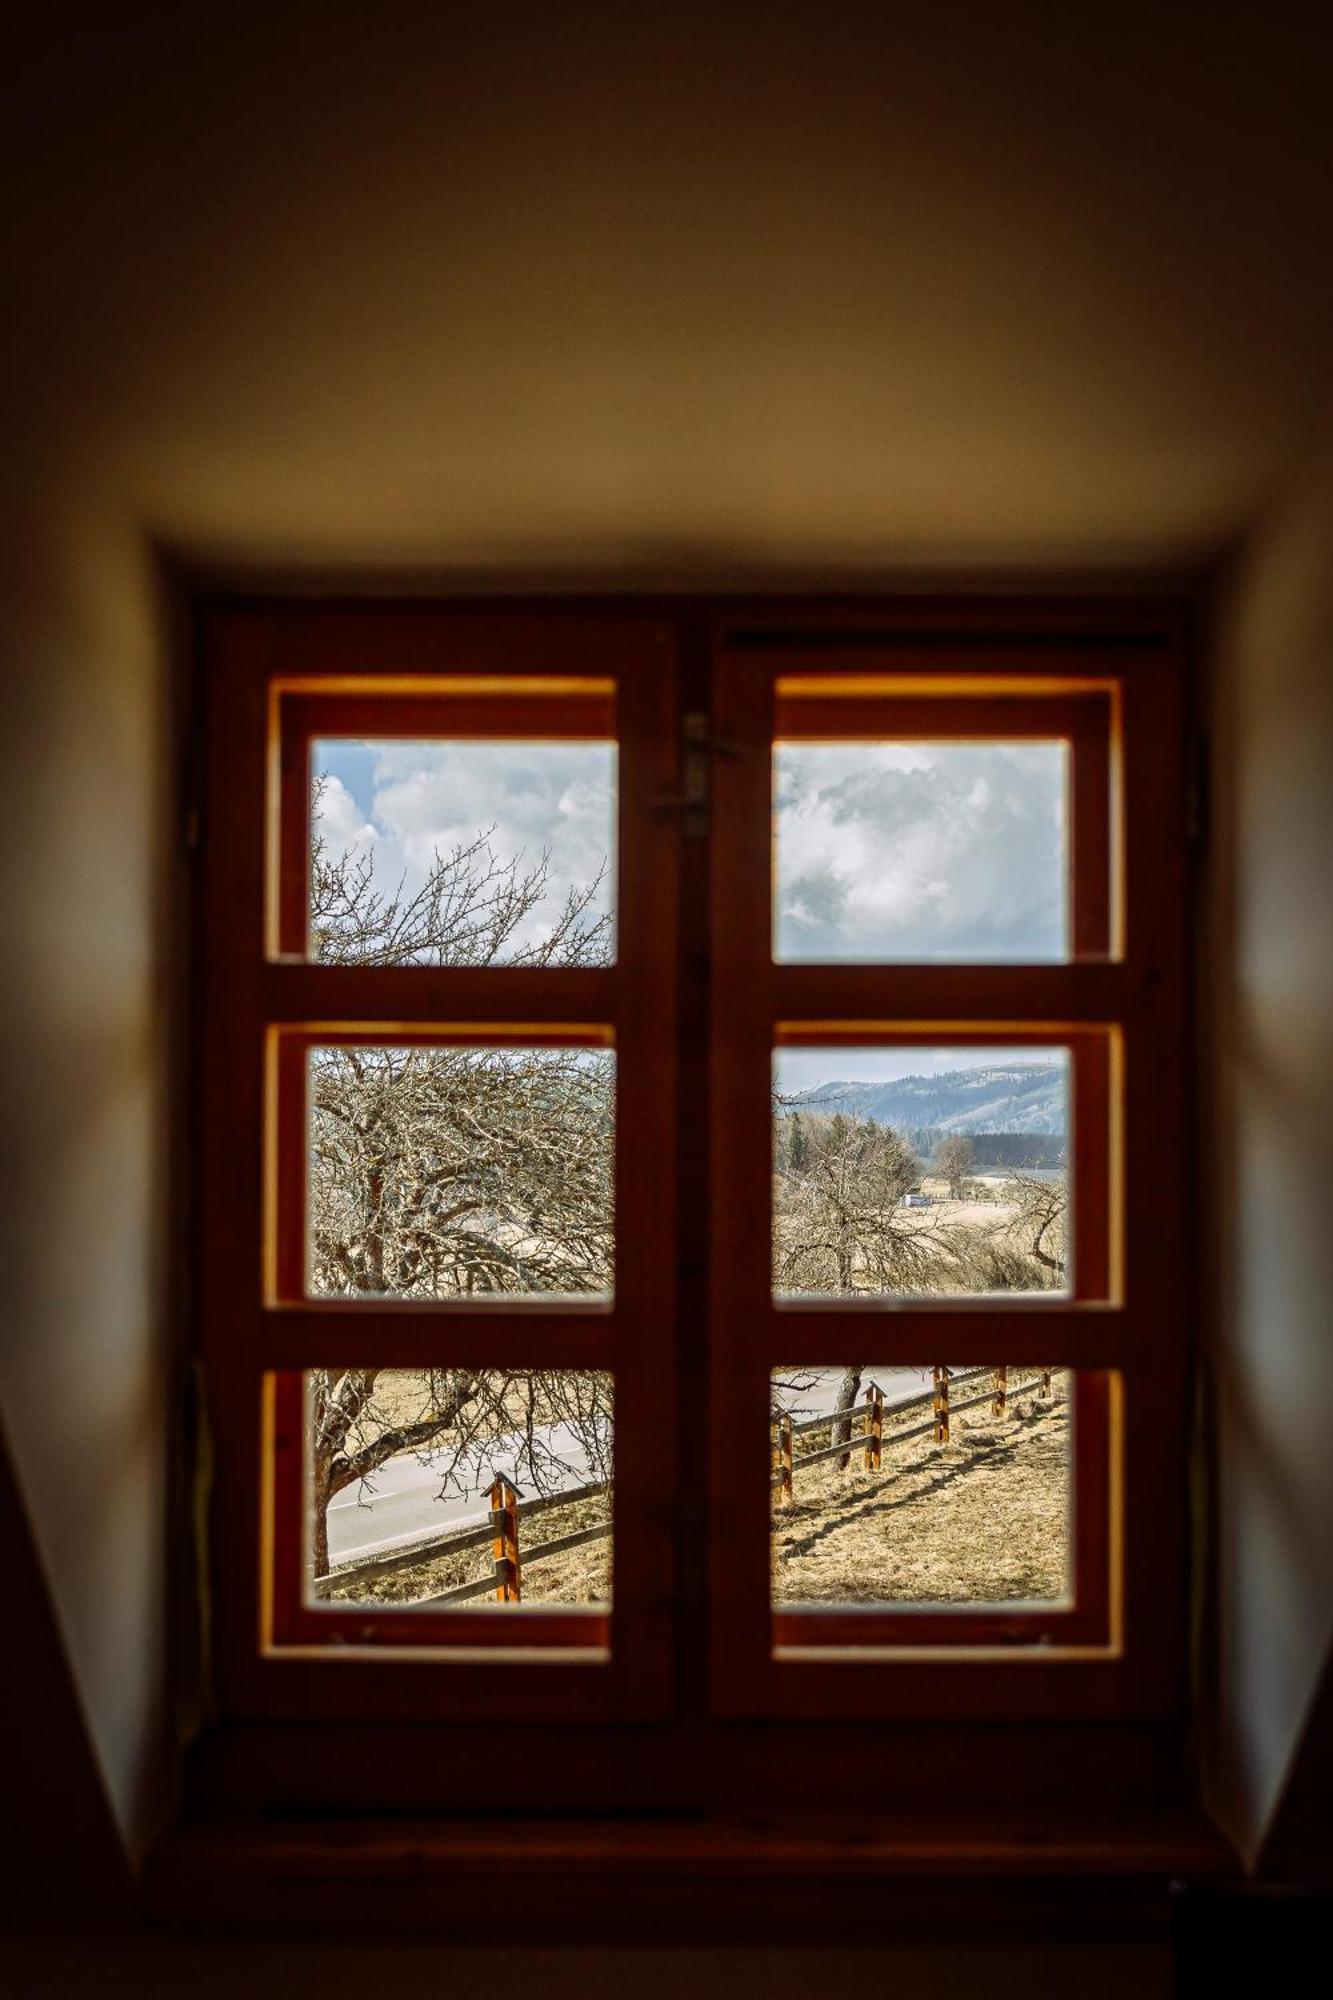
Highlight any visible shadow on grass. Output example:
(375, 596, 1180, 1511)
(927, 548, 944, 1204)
(776, 1399, 1070, 1563)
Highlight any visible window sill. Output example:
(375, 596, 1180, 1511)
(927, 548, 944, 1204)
(144, 1806, 1236, 1938)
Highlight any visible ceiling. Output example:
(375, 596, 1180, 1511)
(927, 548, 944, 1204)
(7, 3, 1333, 579)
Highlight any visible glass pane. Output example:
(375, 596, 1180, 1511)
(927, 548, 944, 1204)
(771, 1365, 1072, 1608)
(306, 1368, 613, 1609)
(308, 1043, 615, 1300)
(311, 739, 616, 965)
(774, 740, 1067, 962)
(773, 1044, 1070, 1299)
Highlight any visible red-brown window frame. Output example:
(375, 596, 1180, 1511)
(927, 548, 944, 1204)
(192, 596, 1193, 1811)
(264, 1023, 618, 1657)
(772, 680, 1119, 961)
(765, 1021, 1119, 1661)
(197, 610, 679, 1724)
(709, 638, 1189, 1721)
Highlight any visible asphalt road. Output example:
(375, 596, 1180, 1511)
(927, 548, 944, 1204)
(327, 1418, 602, 1564)
(771, 1366, 943, 1423)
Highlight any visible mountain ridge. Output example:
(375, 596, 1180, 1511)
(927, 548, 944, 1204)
(782, 1060, 1067, 1137)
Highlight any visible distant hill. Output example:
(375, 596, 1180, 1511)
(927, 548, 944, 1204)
(783, 1061, 1067, 1138)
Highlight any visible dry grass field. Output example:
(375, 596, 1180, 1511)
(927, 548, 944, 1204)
(772, 1375, 1072, 1606)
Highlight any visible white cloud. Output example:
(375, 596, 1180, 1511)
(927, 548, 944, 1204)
(312, 772, 374, 853)
(312, 739, 616, 958)
(774, 740, 1067, 961)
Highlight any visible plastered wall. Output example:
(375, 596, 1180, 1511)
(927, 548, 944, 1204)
(0, 486, 178, 1860)
(1207, 443, 1333, 1859)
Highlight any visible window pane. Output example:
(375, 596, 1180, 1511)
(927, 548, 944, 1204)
(311, 738, 617, 965)
(774, 740, 1067, 962)
(308, 1043, 615, 1300)
(773, 1045, 1070, 1299)
(305, 1368, 613, 1610)
(771, 1365, 1072, 1609)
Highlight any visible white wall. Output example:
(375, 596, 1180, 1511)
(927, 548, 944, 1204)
(0, 475, 178, 1859)
(1207, 442, 1333, 1858)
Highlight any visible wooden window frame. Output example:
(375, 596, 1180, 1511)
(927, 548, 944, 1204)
(709, 629, 1189, 1721)
(773, 680, 1119, 961)
(198, 608, 679, 1724)
(192, 595, 1192, 1814)
(264, 1023, 618, 1658)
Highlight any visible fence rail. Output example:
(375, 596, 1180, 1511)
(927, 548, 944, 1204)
(786, 1366, 991, 1439)
(316, 1366, 1055, 1604)
(771, 1366, 1054, 1497)
(313, 1474, 612, 1600)
(420, 1511, 614, 1605)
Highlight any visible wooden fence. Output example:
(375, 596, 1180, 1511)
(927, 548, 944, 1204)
(317, 1366, 1055, 1599)
(314, 1473, 613, 1604)
(771, 1366, 1054, 1501)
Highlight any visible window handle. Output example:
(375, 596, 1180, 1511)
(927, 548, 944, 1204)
(648, 712, 743, 828)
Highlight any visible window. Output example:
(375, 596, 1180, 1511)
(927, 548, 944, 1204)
(199, 613, 678, 1721)
(195, 601, 1191, 1792)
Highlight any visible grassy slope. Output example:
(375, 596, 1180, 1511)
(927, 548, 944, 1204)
(773, 1380, 1072, 1605)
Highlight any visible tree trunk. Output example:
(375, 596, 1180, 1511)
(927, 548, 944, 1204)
(308, 1370, 484, 1587)
(311, 1454, 332, 1582)
(832, 1365, 863, 1470)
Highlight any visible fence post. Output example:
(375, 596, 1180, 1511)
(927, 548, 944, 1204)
(490, 1476, 522, 1602)
(993, 1365, 1008, 1420)
(865, 1383, 883, 1472)
(780, 1413, 794, 1506)
(1040, 1367, 1052, 1400)
(933, 1366, 951, 1445)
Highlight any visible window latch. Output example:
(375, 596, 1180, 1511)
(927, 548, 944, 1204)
(649, 712, 742, 833)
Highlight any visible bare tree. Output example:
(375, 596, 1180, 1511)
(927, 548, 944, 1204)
(310, 780, 611, 970)
(1009, 1169, 1067, 1282)
(775, 1110, 1067, 1302)
(304, 799, 615, 1577)
(772, 1113, 1066, 1477)
(930, 1165, 1068, 1294)
(828, 1364, 866, 1470)
(773, 1113, 924, 1466)
(310, 1366, 613, 1578)
(774, 1113, 925, 1295)
(934, 1133, 975, 1200)
(310, 1042, 613, 1300)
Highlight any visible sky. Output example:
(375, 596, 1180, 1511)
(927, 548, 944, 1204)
(773, 739, 1067, 962)
(310, 733, 1067, 988)
(313, 738, 617, 958)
